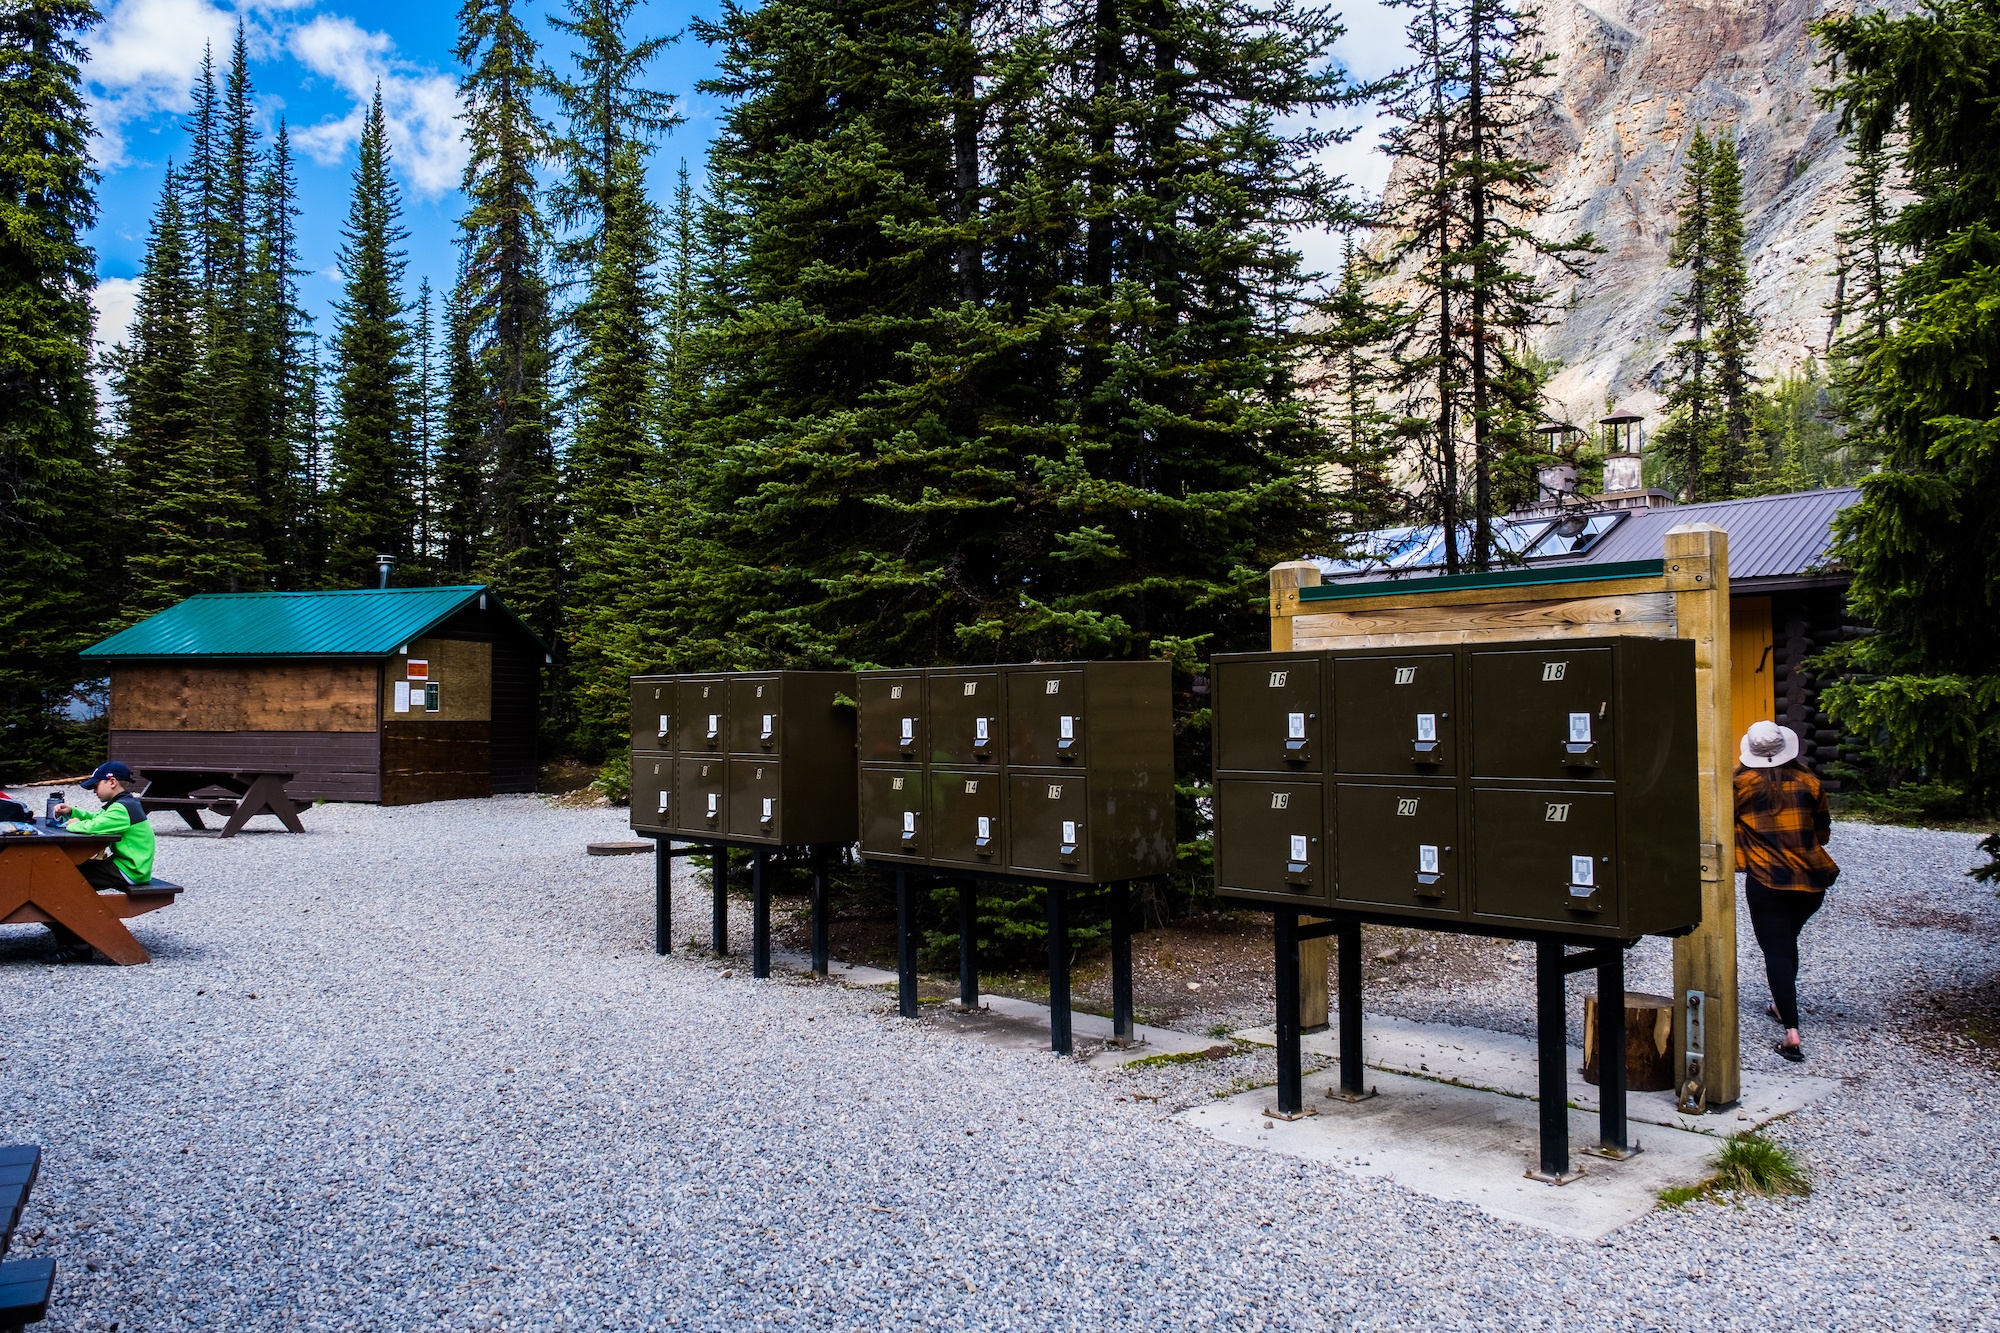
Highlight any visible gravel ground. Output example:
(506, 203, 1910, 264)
(2, 795, 1996, 1330)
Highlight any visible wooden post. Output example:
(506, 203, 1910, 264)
(1269, 561, 1332, 1031)
(1666, 523, 1739, 1107)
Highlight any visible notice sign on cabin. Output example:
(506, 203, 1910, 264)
(406, 660, 429, 681)
(395, 659, 432, 713)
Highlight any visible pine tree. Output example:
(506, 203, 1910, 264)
(247, 120, 313, 582)
(1814, 0, 2000, 874)
(325, 90, 417, 584)
(1705, 131, 1757, 496)
(409, 277, 438, 572)
(436, 259, 485, 578)
(1377, 0, 1593, 568)
(564, 142, 665, 751)
(0, 0, 102, 776)
(113, 168, 249, 611)
(458, 0, 560, 634)
(1305, 236, 1406, 533)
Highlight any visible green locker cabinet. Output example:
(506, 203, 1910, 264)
(930, 670, 1004, 767)
(673, 755, 729, 836)
(630, 751, 674, 833)
(1332, 781, 1461, 919)
(675, 676, 731, 754)
(1213, 652, 1325, 773)
(859, 764, 928, 862)
(930, 769, 1003, 868)
(630, 676, 675, 751)
(1213, 777, 1326, 906)
(1468, 645, 1619, 781)
(858, 673, 926, 764)
(1332, 650, 1458, 776)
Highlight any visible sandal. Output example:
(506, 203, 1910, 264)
(1775, 1039, 1804, 1064)
(1765, 1002, 1782, 1024)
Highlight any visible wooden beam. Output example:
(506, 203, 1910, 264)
(1275, 573, 1670, 618)
(1289, 592, 1676, 650)
(1667, 523, 1740, 1107)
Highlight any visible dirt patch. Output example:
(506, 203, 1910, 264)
(765, 895, 1526, 1033)
(1888, 971, 2000, 1069)
(1855, 897, 1999, 937)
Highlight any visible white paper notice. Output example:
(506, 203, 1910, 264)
(1061, 820, 1077, 844)
(901, 717, 914, 743)
(1571, 855, 1594, 886)
(706, 793, 719, 816)
(1059, 716, 1074, 740)
(1419, 844, 1440, 874)
(902, 811, 916, 834)
(1569, 712, 1592, 743)
(975, 717, 989, 743)
(659, 714, 671, 736)
(1417, 713, 1437, 741)
(1289, 835, 1308, 862)
(762, 713, 774, 737)
(1287, 712, 1306, 740)
(977, 816, 991, 838)
(707, 713, 720, 737)
(762, 798, 774, 820)
(394, 681, 410, 713)
(658, 794, 669, 814)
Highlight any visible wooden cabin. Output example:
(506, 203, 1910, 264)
(80, 586, 548, 805)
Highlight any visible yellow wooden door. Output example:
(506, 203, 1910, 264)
(1729, 595, 1774, 748)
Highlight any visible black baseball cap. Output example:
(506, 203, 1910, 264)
(82, 761, 136, 787)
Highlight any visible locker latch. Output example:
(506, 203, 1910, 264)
(1411, 712, 1444, 765)
(1561, 711, 1599, 769)
(1414, 843, 1445, 896)
(760, 713, 775, 745)
(1285, 712, 1313, 760)
(658, 713, 671, 739)
(760, 797, 775, 826)
(973, 716, 991, 754)
(975, 815, 993, 851)
(1285, 834, 1313, 885)
(1060, 819, 1080, 859)
(1566, 854, 1602, 911)
(1057, 715, 1078, 757)
(901, 810, 920, 843)
(706, 713, 720, 744)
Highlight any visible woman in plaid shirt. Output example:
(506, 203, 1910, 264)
(1735, 720, 1840, 1063)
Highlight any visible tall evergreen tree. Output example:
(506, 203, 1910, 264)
(564, 142, 665, 750)
(458, 0, 561, 634)
(0, 0, 102, 776)
(411, 277, 437, 571)
(437, 258, 485, 578)
(1376, 0, 1593, 569)
(1705, 131, 1757, 496)
(326, 90, 417, 584)
(1307, 236, 1406, 532)
(112, 169, 259, 608)
(247, 119, 313, 582)
(1814, 0, 2000, 875)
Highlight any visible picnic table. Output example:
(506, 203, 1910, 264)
(134, 766, 305, 837)
(0, 830, 181, 966)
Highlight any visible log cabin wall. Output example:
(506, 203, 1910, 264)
(108, 660, 383, 801)
(380, 637, 494, 806)
(418, 602, 541, 795)
(1770, 586, 1865, 783)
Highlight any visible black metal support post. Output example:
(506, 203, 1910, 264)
(653, 837, 672, 956)
(1274, 908, 1303, 1115)
(752, 848, 771, 979)
(1596, 946, 1632, 1157)
(1336, 917, 1365, 1099)
(710, 847, 729, 956)
(957, 882, 978, 1009)
(1534, 939, 1572, 1182)
(1047, 883, 1072, 1055)
(896, 868, 918, 1019)
(1110, 882, 1134, 1044)
(810, 855, 829, 980)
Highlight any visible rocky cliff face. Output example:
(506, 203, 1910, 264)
(1467, 0, 1857, 427)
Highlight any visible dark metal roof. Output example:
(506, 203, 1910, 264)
(81, 586, 548, 660)
(1546, 488, 1857, 589)
(1313, 487, 1857, 593)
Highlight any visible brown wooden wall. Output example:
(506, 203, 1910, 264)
(421, 603, 541, 794)
(380, 721, 492, 805)
(109, 730, 382, 802)
(112, 662, 378, 732)
(381, 638, 494, 721)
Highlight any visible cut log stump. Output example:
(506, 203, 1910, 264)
(587, 840, 655, 857)
(1583, 990, 1676, 1092)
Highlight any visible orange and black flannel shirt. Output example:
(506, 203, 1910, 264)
(1734, 763, 1838, 891)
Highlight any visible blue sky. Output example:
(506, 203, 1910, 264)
(83, 0, 1408, 357)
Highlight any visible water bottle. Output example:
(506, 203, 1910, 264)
(44, 792, 61, 825)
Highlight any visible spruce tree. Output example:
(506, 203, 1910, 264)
(325, 90, 417, 584)
(1705, 131, 1757, 496)
(457, 0, 561, 634)
(0, 0, 102, 776)
(410, 277, 437, 571)
(564, 142, 665, 751)
(1376, 0, 1593, 568)
(248, 120, 313, 582)
(437, 259, 486, 578)
(1307, 236, 1407, 532)
(1815, 0, 2000, 873)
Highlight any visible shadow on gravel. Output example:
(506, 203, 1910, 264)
(1890, 971, 2000, 1070)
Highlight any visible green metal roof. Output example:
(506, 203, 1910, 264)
(80, 586, 544, 660)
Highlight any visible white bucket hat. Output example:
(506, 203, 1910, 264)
(1740, 719, 1801, 769)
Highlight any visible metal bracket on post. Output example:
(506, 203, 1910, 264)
(1528, 939, 1583, 1185)
(1268, 910, 1315, 1119)
(1583, 944, 1640, 1160)
(810, 854, 829, 980)
(1047, 884, 1072, 1056)
(751, 848, 771, 979)
(1110, 882, 1135, 1045)
(896, 868, 918, 1019)
(956, 881, 980, 1011)
(1327, 917, 1375, 1103)
(710, 847, 729, 957)
(1678, 988, 1708, 1115)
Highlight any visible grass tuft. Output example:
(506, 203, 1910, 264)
(1659, 1132, 1810, 1208)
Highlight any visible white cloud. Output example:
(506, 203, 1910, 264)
(83, 0, 242, 164)
(290, 14, 466, 197)
(92, 275, 143, 351)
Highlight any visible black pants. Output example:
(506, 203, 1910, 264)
(1746, 881, 1826, 1030)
